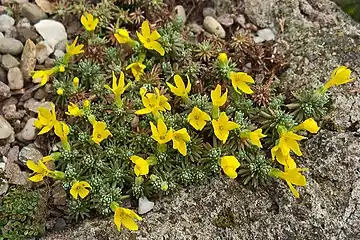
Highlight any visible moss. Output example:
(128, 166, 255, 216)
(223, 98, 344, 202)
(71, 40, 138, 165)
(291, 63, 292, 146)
(212, 207, 235, 229)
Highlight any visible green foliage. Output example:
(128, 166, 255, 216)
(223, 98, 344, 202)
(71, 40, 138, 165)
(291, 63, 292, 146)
(0, 187, 46, 239)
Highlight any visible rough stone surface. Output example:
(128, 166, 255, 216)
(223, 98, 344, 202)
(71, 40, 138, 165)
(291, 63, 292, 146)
(7, 67, 24, 90)
(0, 14, 15, 32)
(43, 0, 360, 239)
(0, 38, 23, 55)
(0, 115, 13, 139)
(20, 39, 36, 80)
(18, 145, 43, 165)
(217, 13, 234, 27)
(20, 118, 37, 141)
(5, 146, 30, 186)
(202, 7, 216, 18)
(20, 2, 47, 24)
(0, 81, 10, 99)
(203, 16, 226, 38)
(34, 20, 67, 49)
(36, 41, 53, 64)
(1, 54, 20, 70)
(24, 98, 52, 113)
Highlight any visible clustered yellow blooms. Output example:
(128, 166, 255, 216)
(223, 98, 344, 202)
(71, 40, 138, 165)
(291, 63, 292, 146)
(136, 87, 171, 118)
(32, 36, 84, 86)
(270, 118, 320, 198)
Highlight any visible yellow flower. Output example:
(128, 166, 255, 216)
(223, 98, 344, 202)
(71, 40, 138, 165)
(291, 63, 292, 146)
(218, 52, 228, 65)
(278, 130, 306, 156)
(105, 71, 131, 108)
(229, 72, 254, 94)
(187, 107, 211, 131)
(130, 155, 149, 176)
(70, 181, 91, 199)
(172, 128, 190, 156)
(73, 77, 80, 89)
(113, 206, 142, 231)
(155, 88, 171, 113)
(66, 36, 84, 56)
(83, 100, 90, 109)
(32, 68, 56, 86)
(91, 121, 112, 144)
(81, 13, 99, 32)
(271, 145, 297, 169)
(54, 121, 70, 150)
(137, 20, 165, 56)
(211, 84, 228, 107)
(293, 118, 320, 134)
(34, 103, 57, 135)
(136, 88, 170, 117)
(324, 66, 354, 91)
(166, 75, 191, 98)
(150, 119, 173, 144)
(59, 65, 65, 72)
(114, 28, 133, 44)
(66, 102, 84, 117)
(212, 112, 239, 144)
(241, 129, 267, 148)
(56, 88, 64, 95)
(26, 160, 52, 182)
(126, 61, 146, 81)
(270, 167, 307, 198)
(220, 156, 240, 179)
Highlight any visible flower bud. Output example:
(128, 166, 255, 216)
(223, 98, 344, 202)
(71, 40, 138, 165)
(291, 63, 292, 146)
(218, 52, 228, 65)
(57, 88, 64, 95)
(73, 77, 79, 89)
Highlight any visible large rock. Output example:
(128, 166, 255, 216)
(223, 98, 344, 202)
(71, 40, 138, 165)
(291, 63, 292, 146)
(0, 38, 23, 55)
(34, 20, 67, 49)
(20, 2, 47, 24)
(43, 0, 360, 239)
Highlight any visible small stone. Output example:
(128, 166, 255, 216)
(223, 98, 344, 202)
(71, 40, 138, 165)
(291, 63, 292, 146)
(203, 7, 216, 18)
(0, 32, 3, 38)
(235, 14, 246, 28)
(173, 5, 186, 24)
(217, 14, 234, 27)
(8, 67, 24, 90)
(19, 84, 41, 102)
(52, 182, 67, 206)
(1, 54, 19, 70)
(54, 49, 64, 59)
(17, 27, 39, 42)
(0, 180, 9, 195)
(254, 36, 264, 43)
(17, 18, 31, 29)
(54, 218, 66, 231)
(21, 39, 36, 80)
(0, 14, 15, 32)
(2, 97, 18, 111)
(20, 118, 37, 141)
(54, 39, 67, 52)
(3, 102, 26, 120)
(36, 41, 53, 64)
(18, 145, 43, 165)
(256, 28, 275, 41)
(203, 16, 226, 38)
(0, 115, 13, 139)
(24, 98, 52, 113)
(20, 3, 47, 24)
(0, 81, 10, 99)
(189, 23, 204, 34)
(35, 20, 67, 49)
(44, 57, 56, 67)
(0, 143, 10, 156)
(35, 0, 55, 14)
(0, 38, 24, 55)
(4, 26, 18, 39)
(138, 196, 154, 214)
(0, 66, 5, 82)
(33, 88, 46, 100)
